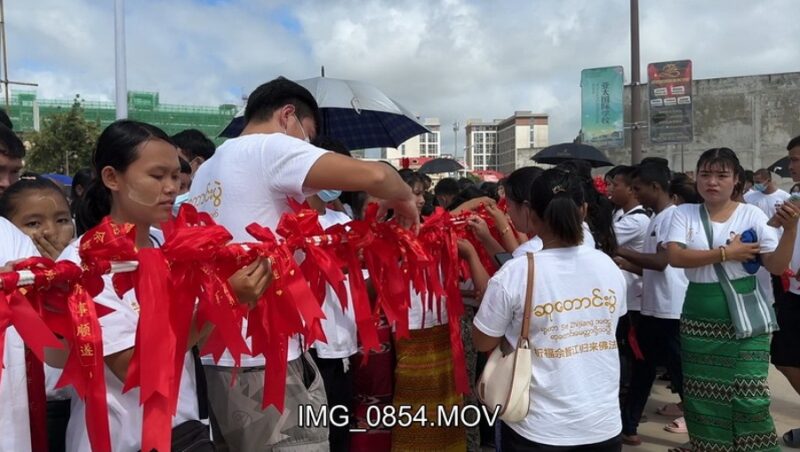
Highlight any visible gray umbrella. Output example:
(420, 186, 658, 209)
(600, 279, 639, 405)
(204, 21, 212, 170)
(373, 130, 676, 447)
(219, 77, 430, 150)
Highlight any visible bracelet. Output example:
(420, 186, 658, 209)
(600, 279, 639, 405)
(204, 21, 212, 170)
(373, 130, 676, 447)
(500, 225, 511, 236)
(719, 246, 727, 262)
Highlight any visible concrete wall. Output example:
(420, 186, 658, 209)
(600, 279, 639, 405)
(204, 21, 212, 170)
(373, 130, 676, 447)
(608, 72, 800, 172)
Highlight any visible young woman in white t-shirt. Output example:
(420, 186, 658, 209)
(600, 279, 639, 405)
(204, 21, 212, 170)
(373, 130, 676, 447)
(60, 120, 269, 451)
(392, 170, 468, 451)
(666, 147, 800, 452)
(474, 169, 627, 452)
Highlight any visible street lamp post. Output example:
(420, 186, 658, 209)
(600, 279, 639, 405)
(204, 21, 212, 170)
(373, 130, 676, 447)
(452, 121, 459, 159)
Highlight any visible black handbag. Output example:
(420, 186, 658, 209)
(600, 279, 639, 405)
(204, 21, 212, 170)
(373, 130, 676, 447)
(140, 347, 216, 451)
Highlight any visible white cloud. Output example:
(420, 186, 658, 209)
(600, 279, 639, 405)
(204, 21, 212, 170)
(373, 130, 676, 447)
(5, 0, 800, 156)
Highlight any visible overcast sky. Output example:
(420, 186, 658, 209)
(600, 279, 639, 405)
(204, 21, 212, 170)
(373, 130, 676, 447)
(8, 0, 800, 156)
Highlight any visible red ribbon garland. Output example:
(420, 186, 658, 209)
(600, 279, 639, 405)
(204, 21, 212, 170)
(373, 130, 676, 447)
(244, 222, 327, 411)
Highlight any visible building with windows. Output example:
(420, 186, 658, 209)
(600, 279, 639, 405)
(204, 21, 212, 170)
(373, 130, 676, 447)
(465, 112, 549, 174)
(384, 117, 441, 161)
(5, 91, 238, 144)
(465, 119, 499, 171)
(495, 111, 549, 175)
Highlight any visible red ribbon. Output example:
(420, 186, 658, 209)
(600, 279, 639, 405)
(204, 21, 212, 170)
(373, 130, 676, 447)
(245, 222, 326, 411)
(326, 220, 380, 353)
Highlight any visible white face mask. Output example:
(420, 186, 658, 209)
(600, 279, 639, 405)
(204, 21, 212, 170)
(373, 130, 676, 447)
(172, 192, 191, 216)
(284, 114, 310, 143)
(317, 189, 341, 203)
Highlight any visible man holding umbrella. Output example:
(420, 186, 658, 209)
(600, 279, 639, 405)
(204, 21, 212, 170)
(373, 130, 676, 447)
(189, 76, 418, 451)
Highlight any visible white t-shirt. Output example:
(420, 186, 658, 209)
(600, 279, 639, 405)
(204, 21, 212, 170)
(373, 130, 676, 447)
(408, 287, 449, 330)
(59, 230, 200, 452)
(313, 209, 358, 359)
(189, 133, 328, 367)
(640, 206, 688, 319)
(511, 223, 596, 258)
(744, 189, 790, 219)
(0, 218, 38, 452)
(474, 246, 626, 445)
(614, 206, 650, 311)
(666, 203, 779, 283)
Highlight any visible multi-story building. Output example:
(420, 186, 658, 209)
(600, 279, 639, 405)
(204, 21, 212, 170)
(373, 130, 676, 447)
(495, 111, 549, 175)
(385, 117, 441, 161)
(465, 119, 499, 171)
(465, 112, 549, 174)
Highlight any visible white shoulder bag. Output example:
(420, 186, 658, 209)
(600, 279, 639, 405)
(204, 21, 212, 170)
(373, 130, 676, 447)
(477, 252, 534, 423)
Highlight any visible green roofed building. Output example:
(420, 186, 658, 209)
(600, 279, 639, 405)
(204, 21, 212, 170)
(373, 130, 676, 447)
(5, 91, 239, 144)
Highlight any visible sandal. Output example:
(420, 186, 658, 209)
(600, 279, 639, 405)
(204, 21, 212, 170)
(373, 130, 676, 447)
(621, 434, 642, 446)
(657, 403, 684, 417)
(784, 428, 800, 448)
(665, 416, 688, 434)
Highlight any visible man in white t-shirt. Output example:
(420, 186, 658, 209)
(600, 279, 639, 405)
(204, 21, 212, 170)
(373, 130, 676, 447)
(745, 168, 790, 304)
(305, 137, 359, 452)
(608, 166, 650, 312)
(189, 77, 418, 451)
(0, 217, 39, 452)
(745, 168, 790, 220)
(615, 163, 689, 445)
(775, 137, 800, 447)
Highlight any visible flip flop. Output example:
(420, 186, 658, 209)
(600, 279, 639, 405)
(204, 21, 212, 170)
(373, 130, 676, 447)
(668, 441, 692, 452)
(784, 428, 800, 448)
(665, 416, 688, 434)
(657, 403, 684, 417)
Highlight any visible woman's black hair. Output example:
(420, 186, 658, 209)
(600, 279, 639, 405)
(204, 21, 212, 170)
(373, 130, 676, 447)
(400, 170, 425, 190)
(529, 169, 585, 246)
(669, 173, 702, 204)
(791, 183, 800, 194)
(0, 176, 69, 219)
(696, 147, 744, 199)
(556, 160, 617, 255)
(71, 168, 93, 198)
(480, 182, 499, 201)
(447, 185, 485, 211)
(504, 166, 544, 204)
(75, 120, 173, 234)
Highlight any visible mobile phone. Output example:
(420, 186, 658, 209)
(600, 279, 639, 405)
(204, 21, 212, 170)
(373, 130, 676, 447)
(494, 252, 513, 267)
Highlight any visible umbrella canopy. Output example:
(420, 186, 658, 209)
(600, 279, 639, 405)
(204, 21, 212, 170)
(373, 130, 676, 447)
(219, 77, 430, 150)
(418, 158, 464, 175)
(532, 143, 614, 168)
(42, 173, 73, 186)
(768, 156, 791, 178)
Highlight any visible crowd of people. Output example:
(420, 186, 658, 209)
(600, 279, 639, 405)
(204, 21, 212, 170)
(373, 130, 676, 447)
(0, 76, 799, 452)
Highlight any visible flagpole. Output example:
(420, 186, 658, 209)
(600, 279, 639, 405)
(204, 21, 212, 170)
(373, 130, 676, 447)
(114, 0, 128, 119)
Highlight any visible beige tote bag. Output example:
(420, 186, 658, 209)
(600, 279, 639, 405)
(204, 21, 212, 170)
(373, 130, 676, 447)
(477, 252, 534, 423)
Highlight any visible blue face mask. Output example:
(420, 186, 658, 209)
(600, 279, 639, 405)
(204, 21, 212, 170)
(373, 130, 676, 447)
(317, 189, 341, 203)
(172, 192, 191, 215)
(753, 183, 767, 193)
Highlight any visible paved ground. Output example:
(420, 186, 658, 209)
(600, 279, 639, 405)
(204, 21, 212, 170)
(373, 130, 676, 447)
(623, 365, 800, 451)
(480, 365, 800, 451)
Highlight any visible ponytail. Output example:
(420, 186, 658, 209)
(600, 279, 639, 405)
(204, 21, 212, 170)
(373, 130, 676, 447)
(529, 169, 587, 248)
(75, 178, 111, 235)
(543, 195, 584, 245)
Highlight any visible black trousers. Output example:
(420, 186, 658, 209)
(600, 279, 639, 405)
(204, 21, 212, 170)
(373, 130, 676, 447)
(309, 349, 354, 452)
(621, 315, 683, 435)
(501, 422, 622, 452)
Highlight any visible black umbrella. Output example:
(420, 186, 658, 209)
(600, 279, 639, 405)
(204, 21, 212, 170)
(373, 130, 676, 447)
(418, 158, 464, 174)
(768, 156, 791, 178)
(532, 143, 614, 168)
